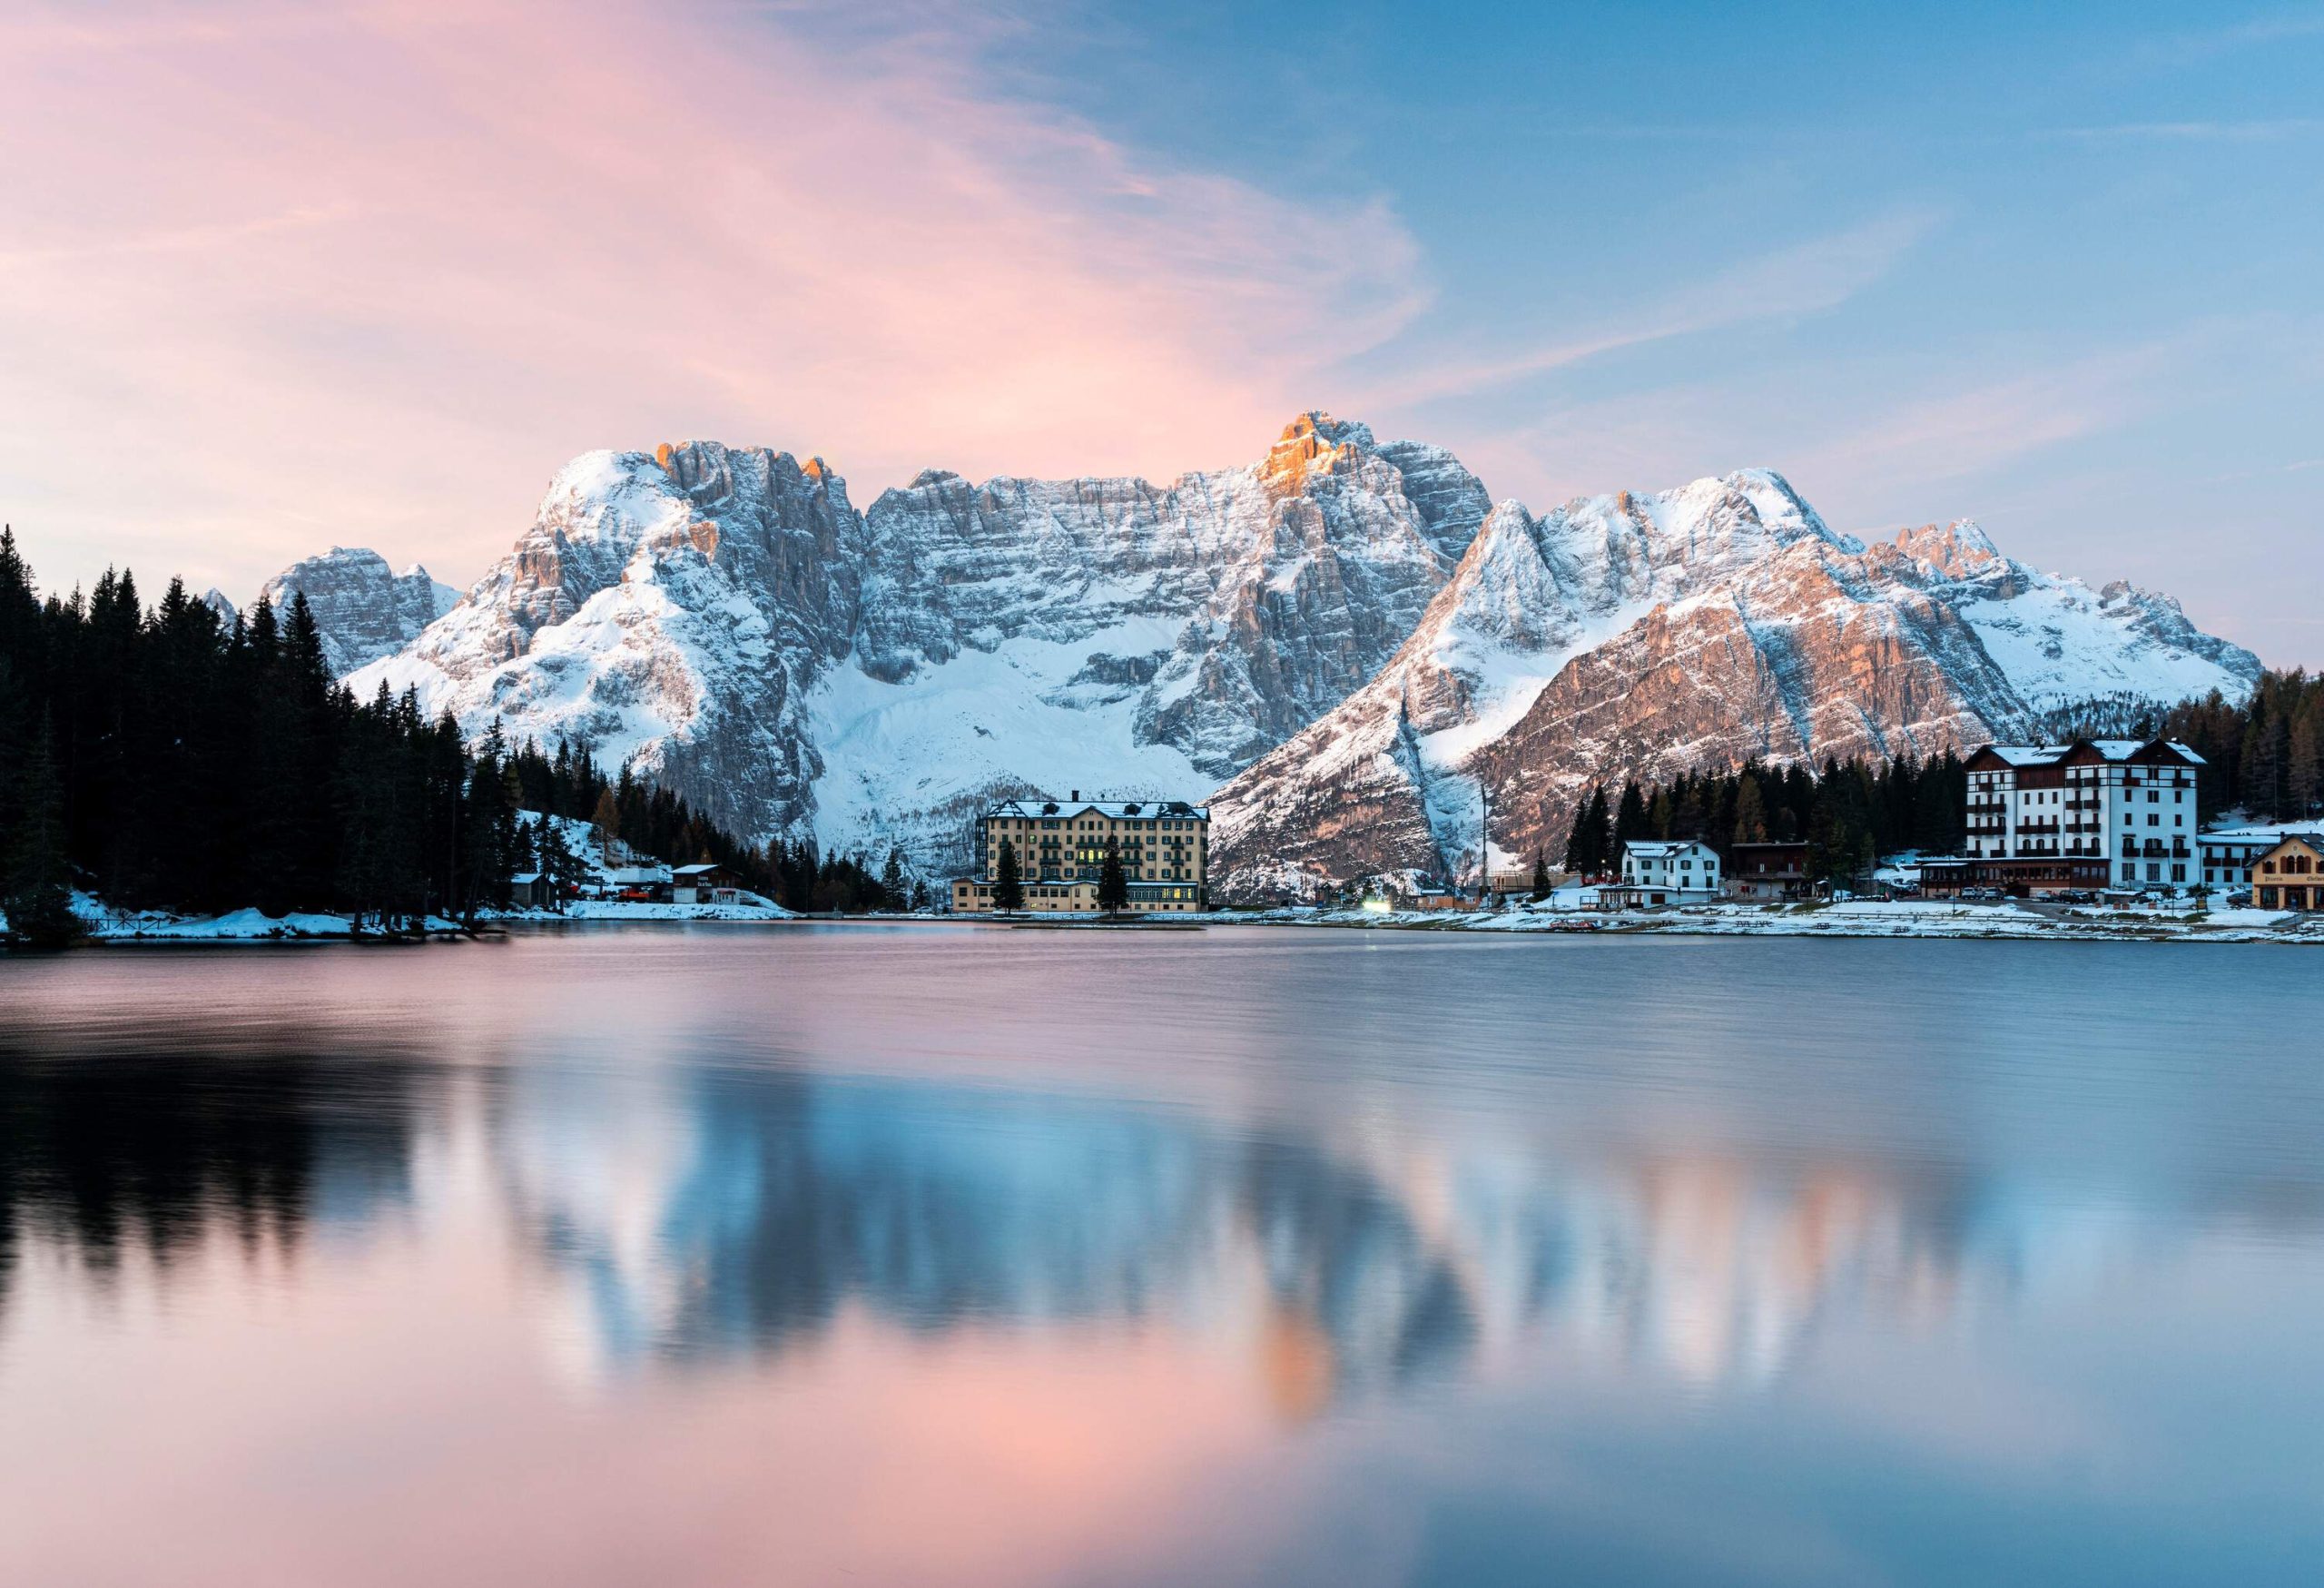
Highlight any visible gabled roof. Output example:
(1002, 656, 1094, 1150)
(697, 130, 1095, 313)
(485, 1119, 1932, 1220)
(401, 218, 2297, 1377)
(673, 863, 724, 875)
(983, 795, 1211, 821)
(1967, 736, 2205, 771)
(1622, 839, 1716, 858)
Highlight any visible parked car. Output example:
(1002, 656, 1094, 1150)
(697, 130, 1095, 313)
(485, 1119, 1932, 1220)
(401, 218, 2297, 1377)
(2226, 889, 2252, 907)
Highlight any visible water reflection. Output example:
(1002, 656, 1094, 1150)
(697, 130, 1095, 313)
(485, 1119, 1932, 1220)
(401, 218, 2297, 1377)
(6, 935, 2324, 1585)
(5, 1022, 2312, 1408)
(0, 1039, 425, 1312)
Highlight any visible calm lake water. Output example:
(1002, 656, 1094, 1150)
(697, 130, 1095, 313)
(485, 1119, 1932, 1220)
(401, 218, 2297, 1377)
(2, 926, 2319, 1586)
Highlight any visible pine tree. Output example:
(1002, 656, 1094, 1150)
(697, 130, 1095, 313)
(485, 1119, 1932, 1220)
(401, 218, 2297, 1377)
(1584, 786, 1613, 878)
(541, 815, 583, 911)
(2289, 705, 2321, 820)
(1529, 850, 1551, 902)
(995, 837, 1023, 910)
(3, 715, 79, 948)
(1098, 835, 1129, 912)
(1732, 774, 1768, 845)
(1613, 780, 1649, 858)
(880, 845, 907, 910)
(591, 785, 623, 863)
(1563, 795, 1593, 875)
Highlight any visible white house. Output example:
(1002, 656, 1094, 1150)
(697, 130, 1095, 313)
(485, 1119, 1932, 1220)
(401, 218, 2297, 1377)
(1604, 840, 1722, 908)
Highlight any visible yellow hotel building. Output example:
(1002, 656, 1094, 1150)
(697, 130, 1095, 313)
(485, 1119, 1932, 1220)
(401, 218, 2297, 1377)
(950, 792, 1209, 913)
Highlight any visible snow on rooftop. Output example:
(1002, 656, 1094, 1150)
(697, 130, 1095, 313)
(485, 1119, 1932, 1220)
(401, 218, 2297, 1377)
(984, 795, 1210, 819)
(1982, 738, 2206, 767)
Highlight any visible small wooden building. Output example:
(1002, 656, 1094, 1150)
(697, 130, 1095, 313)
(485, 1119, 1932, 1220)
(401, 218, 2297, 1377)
(671, 863, 737, 903)
(1728, 842, 1808, 901)
(508, 872, 553, 909)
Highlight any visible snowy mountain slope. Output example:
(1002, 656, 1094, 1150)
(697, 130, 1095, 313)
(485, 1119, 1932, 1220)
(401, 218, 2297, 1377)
(259, 547, 458, 676)
(349, 416, 1487, 873)
(352, 443, 862, 841)
(320, 419, 2254, 896)
(1208, 482, 2260, 901)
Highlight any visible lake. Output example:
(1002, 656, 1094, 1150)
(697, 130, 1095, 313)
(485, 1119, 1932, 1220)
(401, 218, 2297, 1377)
(2, 926, 2319, 1586)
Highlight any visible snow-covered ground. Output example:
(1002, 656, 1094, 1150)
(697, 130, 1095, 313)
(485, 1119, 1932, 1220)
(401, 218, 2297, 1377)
(71, 902, 377, 941)
(13, 809, 798, 942)
(1218, 896, 2324, 944)
(556, 899, 792, 923)
(36, 895, 797, 942)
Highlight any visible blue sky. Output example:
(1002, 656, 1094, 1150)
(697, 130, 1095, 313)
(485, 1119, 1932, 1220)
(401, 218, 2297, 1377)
(6, 0, 2319, 663)
(973, 0, 2324, 661)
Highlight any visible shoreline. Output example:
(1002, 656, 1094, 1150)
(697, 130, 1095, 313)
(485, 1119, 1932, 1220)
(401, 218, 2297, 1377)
(25, 897, 2323, 948)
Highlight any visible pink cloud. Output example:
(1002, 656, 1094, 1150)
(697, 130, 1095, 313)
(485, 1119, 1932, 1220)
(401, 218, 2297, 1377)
(0, 0, 1426, 598)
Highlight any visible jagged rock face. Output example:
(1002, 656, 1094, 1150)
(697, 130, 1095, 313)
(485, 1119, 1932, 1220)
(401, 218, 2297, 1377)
(352, 443, 864, 840)
(1208, 483, 2261, 902)
(257, 548, 458, 676)
(854, 412, 1484, 774)
(349, 416, 1487, 869)
(324, 424, 2254, 893)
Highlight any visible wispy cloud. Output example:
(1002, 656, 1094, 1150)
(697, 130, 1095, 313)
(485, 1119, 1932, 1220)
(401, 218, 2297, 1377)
(2044, 119, 2324, 142)
(1370, 208, 1943, 408)
(1787, 339, 2211, 493)
(0, 0, 1428, 596)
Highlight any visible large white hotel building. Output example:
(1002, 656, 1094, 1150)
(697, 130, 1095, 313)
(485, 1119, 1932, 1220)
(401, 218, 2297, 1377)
(1927, 737, 2204, 896)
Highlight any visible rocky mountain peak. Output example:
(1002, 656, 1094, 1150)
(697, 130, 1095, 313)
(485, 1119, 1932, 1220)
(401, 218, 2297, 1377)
(1262, 410, 1380, 488)
(320, 425, 2253, 899)
(1894, 519, 2003, 579)
(1207, 467, 2259, 902)
(258, 547, 458, 676)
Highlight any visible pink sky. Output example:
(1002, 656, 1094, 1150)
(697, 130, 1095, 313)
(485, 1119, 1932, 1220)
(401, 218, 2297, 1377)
(1, 0, 1423, 599)
(4, 0, 2313, 663)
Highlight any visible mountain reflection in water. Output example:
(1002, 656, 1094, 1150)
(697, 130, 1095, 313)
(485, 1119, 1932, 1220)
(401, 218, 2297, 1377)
(5, 930, 2322, 1587)
(4, 1020, 2307, 1408)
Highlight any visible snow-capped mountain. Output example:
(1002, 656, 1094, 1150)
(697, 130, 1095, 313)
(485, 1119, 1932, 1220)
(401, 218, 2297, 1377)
(1207, 476, 2260, 899)
(313, 416, 2257, 893)
(348, 416, 1488, 862)
(258, 547, 458, 676)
